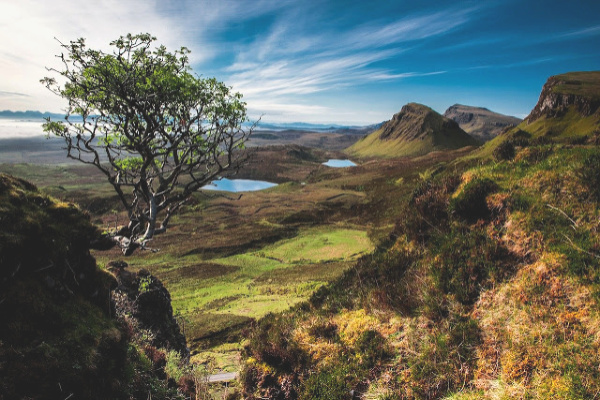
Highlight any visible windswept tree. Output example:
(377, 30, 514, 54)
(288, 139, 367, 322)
(42, 33, 253, 254)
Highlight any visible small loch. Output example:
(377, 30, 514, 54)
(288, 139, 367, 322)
(322, 159, 357, 168)
(202, 178, 277, 192)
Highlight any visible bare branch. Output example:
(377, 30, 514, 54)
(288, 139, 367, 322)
(42, 33, 254, 253)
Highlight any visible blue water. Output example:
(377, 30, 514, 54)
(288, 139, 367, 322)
(202, 178, 277, 192)
(323, 159, 357, 168)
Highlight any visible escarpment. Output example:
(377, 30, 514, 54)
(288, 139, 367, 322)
(526, 71, 600, 122)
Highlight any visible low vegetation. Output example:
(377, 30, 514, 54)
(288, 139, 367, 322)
(241, 129, 600, 398)
(0, 174, 195, 399)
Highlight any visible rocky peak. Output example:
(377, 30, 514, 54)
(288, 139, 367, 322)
(380, 103, 464, 141)
(444, 104, 521, 142)
(526, 71, 600, 123)
(348, 102, 478, 158)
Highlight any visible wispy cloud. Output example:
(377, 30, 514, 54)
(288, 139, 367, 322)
(342, 9, 474, 50)
(0, 0, 283, 112)
(557, 24, 600, 39)
(0, 91, 29, 98)
(226, 6, 476, 121)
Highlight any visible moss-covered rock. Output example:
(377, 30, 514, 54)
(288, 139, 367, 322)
(0, 174, 187, 399)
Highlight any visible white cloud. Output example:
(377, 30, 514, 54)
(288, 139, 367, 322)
(0, 0, 481, 124)
(558, 24, 600, 39)
(246, 99, 382, 125)
(342, 9, 473, 50)
(365, 71, 447, 81)
(0, 0, 194, 112)
(0, 0, 298, 112)
(223, 7, 476, 123)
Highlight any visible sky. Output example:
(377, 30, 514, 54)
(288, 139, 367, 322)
(1, 0, 599, 125)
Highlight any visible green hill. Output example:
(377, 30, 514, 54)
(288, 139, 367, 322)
(476, 71, 600, 159)
(347, 103, 478, 158)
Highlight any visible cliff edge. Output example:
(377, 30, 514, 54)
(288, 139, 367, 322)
(526, 71, 600, 122)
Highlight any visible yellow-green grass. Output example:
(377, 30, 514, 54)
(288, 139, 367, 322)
(474, 106, 600, 160)
(519, 107, 599, 137)
(347, 128, 435, 158)
(347, 123, 477, 160)
(147, 227, 373, 370)
(169, 227, 372, 319)
(551, 71, 600, 97)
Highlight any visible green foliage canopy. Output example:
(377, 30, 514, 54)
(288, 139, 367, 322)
(41, 33, 253, 253)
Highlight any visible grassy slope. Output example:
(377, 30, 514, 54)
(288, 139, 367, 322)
(241, 137, 600, 399)
(347, 120, 476, 160)
(551, 71, 600, 98)
(0, 174, 189, 399)
(346, 128, 437, 158)
(474, 106, 600, 160)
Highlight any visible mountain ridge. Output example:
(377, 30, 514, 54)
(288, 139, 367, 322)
(444, 104, 521, 142)
(347, 102, 478, 158)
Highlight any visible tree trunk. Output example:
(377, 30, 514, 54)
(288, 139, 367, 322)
(140, 194, 158, 242)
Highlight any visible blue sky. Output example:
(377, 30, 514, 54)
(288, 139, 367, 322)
(1, 0, 599, 124)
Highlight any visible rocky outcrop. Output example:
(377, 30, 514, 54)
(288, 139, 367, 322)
(526, 71, 600, 123)
(379, 103, 468, 142)
(0, 174, 127, 399)
(0, 174, 190, 399)
(444, 104, 521, 142)
(109, 261, 189, 357)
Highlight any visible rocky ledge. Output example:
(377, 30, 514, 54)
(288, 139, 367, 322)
(526, 71, 600, 122)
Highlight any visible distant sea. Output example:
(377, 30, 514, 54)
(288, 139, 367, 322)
(0, 119, 70, 164)
(0, 119, 46, 139)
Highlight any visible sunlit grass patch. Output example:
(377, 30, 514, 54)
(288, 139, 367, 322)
(216, 226, 373, 265)
(152, 226, 374, 371)
(171, 227, 373, 318)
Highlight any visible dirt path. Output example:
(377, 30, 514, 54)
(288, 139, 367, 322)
(207, 372, 238, 382)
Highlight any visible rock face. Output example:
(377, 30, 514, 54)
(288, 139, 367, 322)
(526, 71, 600, 123)
(0, 174, 189, 399)
(347, 103, 478, 158)
(379, 103, 467, 142)
(109, 262, 189, 357)
(444, 104, 521, 142)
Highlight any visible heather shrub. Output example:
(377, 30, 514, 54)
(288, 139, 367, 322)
(431, 227, 510, 305)
(400, 174, 461, 241)
(577, 151, 600, 200)
(355, 329, 390, 368)
(245, 316, 307, 373)
(493, 140, 515, 161)
(507, 129, 531, 147)
(449, 178, 498, 223)
(299, 364, 353, 400)
(514, 145, 554, 164)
